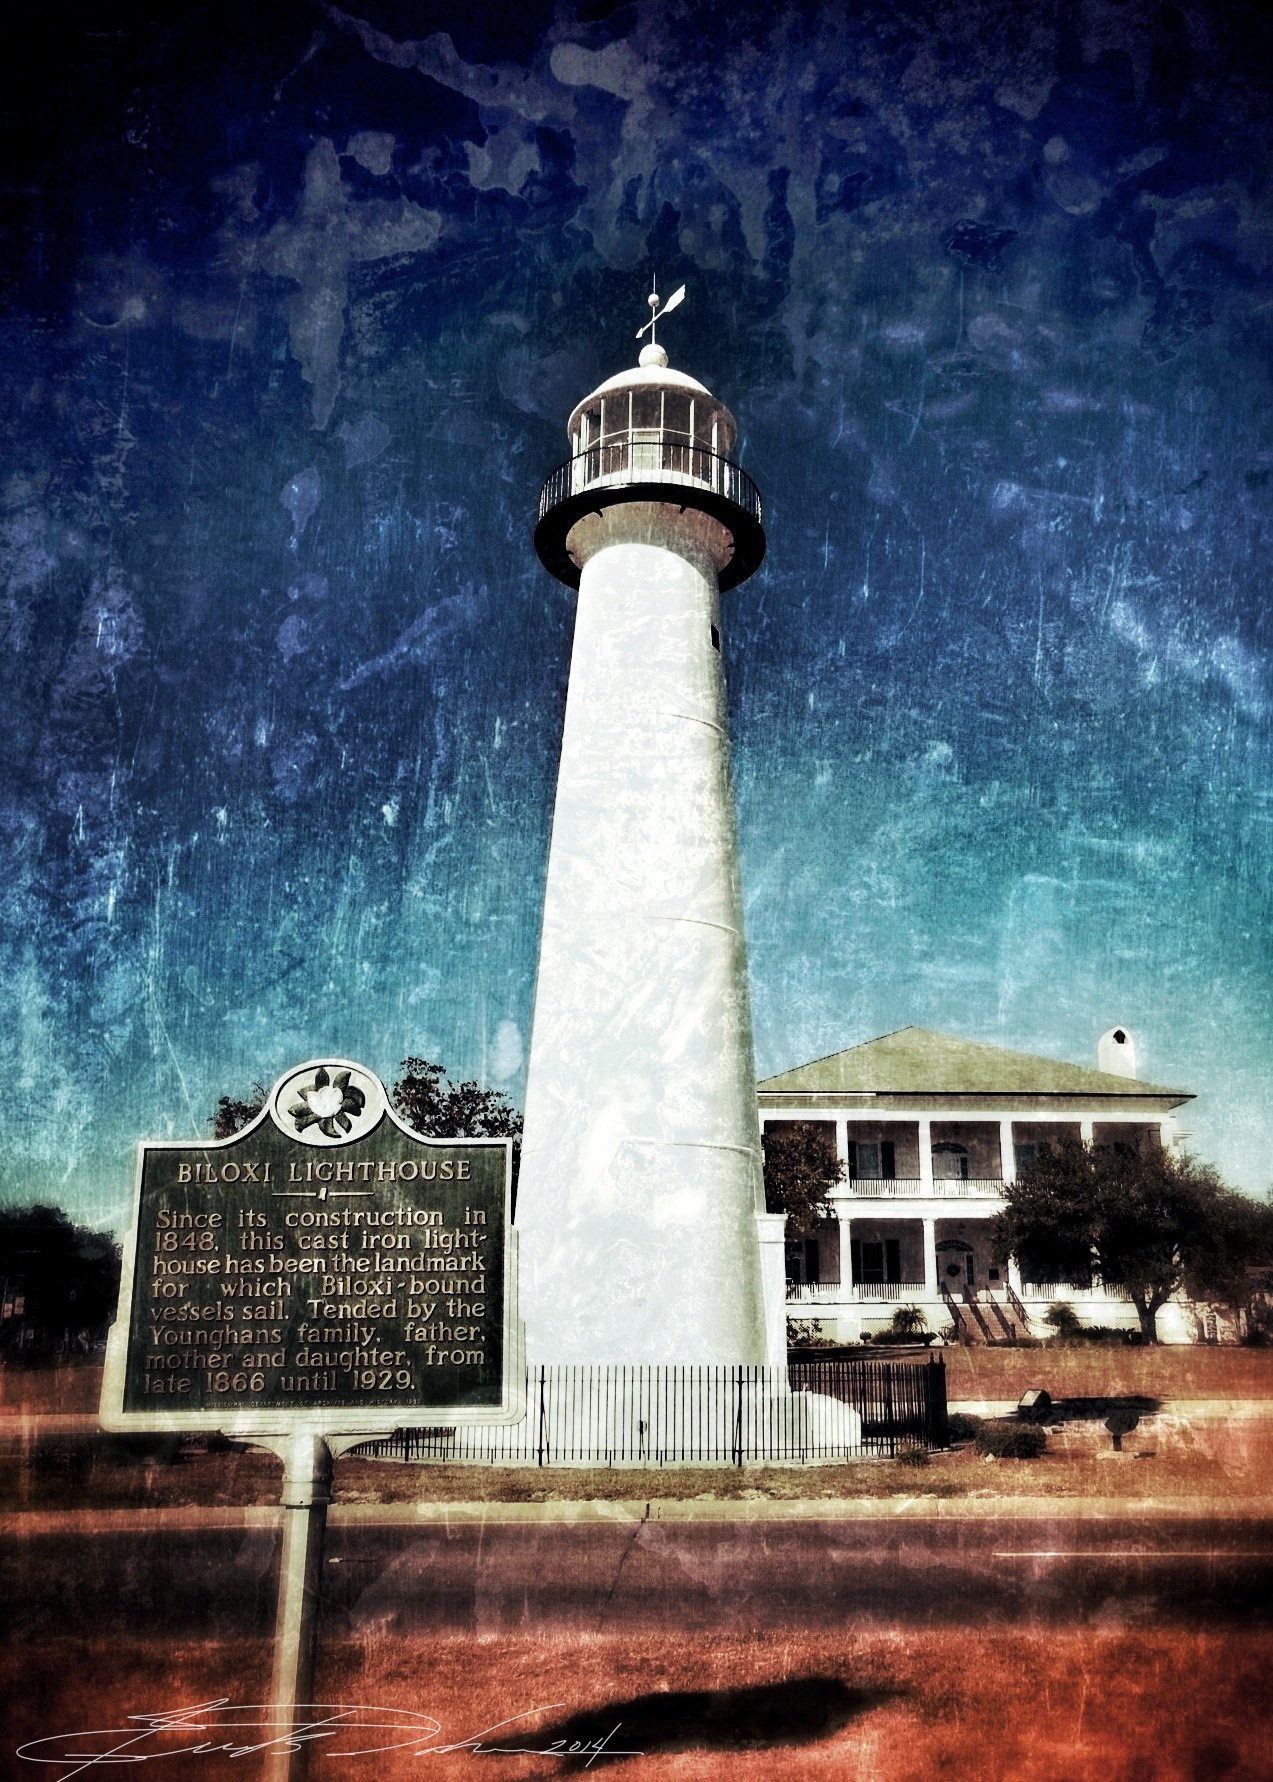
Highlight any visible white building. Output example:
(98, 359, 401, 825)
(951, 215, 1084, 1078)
(758, 1026, 1197, 1344)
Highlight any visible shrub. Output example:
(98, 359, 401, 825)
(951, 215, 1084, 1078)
(946, 1412, 984, 1444)
(1044, 1303, 1083, 1341)
(786, 1317, 834, 1350)
(895, 1441, 930, 1468)
(975, 1422, 1047, 1460)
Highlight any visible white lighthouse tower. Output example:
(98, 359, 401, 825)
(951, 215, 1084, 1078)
(516, 293, 783, 1367)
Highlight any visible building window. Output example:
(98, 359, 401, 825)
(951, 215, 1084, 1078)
(785, 1236, 822, 1286)
(848, 1139, 895, 1180)
(851, 1237, 900, 1284)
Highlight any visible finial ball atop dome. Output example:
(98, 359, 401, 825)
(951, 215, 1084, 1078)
(639, 342, 669, 369)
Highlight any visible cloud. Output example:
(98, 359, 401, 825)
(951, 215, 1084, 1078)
(252, 139, 440, 428)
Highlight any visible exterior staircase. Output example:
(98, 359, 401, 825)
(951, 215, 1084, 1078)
(942, 1284, 989, 1344)
(943, 1283, 1031, 1345)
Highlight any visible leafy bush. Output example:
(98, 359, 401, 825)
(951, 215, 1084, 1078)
(786, 1318, 835, 1350)
(975, 1422, 1047, 1460)
(1044, 1303, 1083, 1341)
(946, 1412, 984, 1444)
(895, 1440, 930, 1468)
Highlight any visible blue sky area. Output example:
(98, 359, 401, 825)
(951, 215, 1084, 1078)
(1, 0, 1270, 1227)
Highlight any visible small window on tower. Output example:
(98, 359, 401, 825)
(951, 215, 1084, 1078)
(710, 624, 720, 651)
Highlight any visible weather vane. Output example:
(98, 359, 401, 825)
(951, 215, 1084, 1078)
(636, 281, 686, 346)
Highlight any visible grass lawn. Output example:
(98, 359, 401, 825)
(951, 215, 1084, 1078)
(3, 1628, 1269, 1780)
(4, 1356, 1272, 1510)
(941, 1342, 1273, 1402)
(3, 1409, 1271, 1509)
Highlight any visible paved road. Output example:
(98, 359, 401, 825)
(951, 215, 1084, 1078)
(4, 1506, 1270, 1637)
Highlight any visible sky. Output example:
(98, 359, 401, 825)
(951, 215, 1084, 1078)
(1, 0, 1270, 1229)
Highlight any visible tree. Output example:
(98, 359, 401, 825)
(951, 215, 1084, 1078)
(211, 1085, 267, 1139)
(991, 1137, 1272, 1343)
(392, 1058, 523, 1211)
(209, 1060, 525, 1203)
(762, 1123, 844, 1239)
(0, 1206, 121, 1359)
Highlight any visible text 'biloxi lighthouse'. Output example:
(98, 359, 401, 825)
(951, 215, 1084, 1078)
(515, 295, 785, 1366)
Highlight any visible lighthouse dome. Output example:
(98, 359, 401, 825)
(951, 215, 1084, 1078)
(566, 358, 737, 457)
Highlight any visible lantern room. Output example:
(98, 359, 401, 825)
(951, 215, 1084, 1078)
(534, 341, 765, 592)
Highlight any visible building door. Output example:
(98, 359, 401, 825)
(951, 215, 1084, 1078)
(932, 1142, 969, 1180)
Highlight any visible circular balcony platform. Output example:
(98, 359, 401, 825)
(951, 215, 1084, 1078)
(534, 444, 765, 592)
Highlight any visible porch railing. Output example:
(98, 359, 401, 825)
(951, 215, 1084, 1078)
(1020, 1281, 1131, 1301)
(845, 1177, 1004, 1198)
(787, 1280, 930, 1303)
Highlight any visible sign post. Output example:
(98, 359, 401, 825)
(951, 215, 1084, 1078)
(100, 1059, 524, 1779)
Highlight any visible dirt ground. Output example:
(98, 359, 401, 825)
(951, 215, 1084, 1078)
(3, 1628, 1269, 1780)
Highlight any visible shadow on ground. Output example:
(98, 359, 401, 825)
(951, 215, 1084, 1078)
(1054, 1396, 1160, 1421)
(524, 1675, 896, 1770)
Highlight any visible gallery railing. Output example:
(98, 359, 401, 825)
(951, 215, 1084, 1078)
(352, 1357, 947, 1466)
(846, 1177, 1004, 1198)
(537, 444, 762, 524)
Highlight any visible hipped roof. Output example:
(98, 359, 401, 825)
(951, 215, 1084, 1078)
(758, 1026, 1191, 1102)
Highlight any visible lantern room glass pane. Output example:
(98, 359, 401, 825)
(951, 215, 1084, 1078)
(663, 393, 691, 443)
(632, 389, 661, 432)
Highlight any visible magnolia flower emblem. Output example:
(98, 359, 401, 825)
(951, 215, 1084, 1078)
(288, 1066, 365, 1139)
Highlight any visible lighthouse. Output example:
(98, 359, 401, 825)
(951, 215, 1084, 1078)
(515, 293, 783, 1366)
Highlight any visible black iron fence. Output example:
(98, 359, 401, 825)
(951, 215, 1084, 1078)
(353, 1357, 946, 1467)
(537, 445, 762, 526)
(788, 1355, 947, 1451)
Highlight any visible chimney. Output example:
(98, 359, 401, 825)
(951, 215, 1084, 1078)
(1097, 1026, 1138, 1078)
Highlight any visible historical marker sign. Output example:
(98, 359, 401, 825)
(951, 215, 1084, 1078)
(101, 1060, 524, 1433)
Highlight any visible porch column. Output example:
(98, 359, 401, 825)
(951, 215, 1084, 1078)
(999, 1118, 1016, 1184)
(838, 1212, 853, 1299)
(1007, 1254, 1024, 1297)
(918, 1118, 934, 1193)
(922, 1216, 937, 1299)
(1080, 1117, 1094, 1144)
(834, 1115, 849, 1171)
